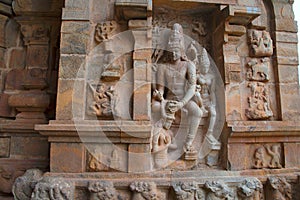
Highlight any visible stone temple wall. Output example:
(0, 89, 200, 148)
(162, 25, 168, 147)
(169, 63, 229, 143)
(0, 0, 299, 199)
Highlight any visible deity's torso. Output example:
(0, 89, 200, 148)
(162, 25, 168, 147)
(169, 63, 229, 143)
(163, 61, 189, 100)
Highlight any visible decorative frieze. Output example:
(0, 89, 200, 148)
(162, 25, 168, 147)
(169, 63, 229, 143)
(173, 182, 205, 200)
(31, 177, 74, 200)
(266, 177, 292, 200)
(88, 181, 118, 200)
(130, 181, 161, 200)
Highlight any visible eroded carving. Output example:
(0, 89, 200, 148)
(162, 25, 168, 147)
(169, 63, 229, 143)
(253, 144, 282, 169)
(95, 21, 118, 43)
(204, 181, 234, 200)
(237, 178, 263, 200)
(12, 169, 43, 200)
(88, 181, 118, 200)
(267, 177, 292, 200)
(89, 83, 116, 118)
(87, 150, 110, 172)
(246, 58, 270, 82)
(31, 177, 74, 200)
(20, 24, 49, 45)
(172, 181, 205, 200)
(245, 82, 273, 120)
(130, 181, 161, 200)
(248, 30, 273, 57)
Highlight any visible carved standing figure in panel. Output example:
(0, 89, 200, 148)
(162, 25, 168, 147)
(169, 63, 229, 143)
(89, 83, 115, 118)
(152, 23, 201, 154)
(253, 144, 282, 169)
(246, 82, 273, 120)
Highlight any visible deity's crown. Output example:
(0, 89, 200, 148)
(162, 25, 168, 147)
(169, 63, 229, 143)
(167, 23, 185, 52)
(198, 47, 210, 66)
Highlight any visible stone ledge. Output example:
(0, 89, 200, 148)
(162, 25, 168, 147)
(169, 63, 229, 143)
(35, 120, 152, 143)
(227, 121, 300, 133)
(43, 168, 300, 187)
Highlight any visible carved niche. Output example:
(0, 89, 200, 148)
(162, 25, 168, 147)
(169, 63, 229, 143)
(129, 181, 161, 200)
(253, 144, 282, 169)
(248, 29, 273, 57)
(245, 82, 273, 120)
(266, 177, 292, 200)
(88, 181, 119, 200)
(31, 177, 74, 200)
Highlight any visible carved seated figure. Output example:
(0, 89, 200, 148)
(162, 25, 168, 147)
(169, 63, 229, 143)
(152, 23, 202, 153)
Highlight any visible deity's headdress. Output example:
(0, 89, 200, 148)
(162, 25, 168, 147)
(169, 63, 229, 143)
(198, 47, 210, 67)
(167, 23, 186, 58)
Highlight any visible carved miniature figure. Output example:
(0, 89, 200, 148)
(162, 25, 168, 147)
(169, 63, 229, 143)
(130, 181, 160, 200)
(88, 149, 109, 172)
(195, 48, 219, 146)
(248, 29, 273, 57)
(90, 83, 115, 118)
(172, 181, 205, 200)
(246, 82, 273, 120)
(88, 181, 118, 200)
(237, 178, 263, 200)
(253, 147, 266, 169)
(204, 181, 234, 200)
(246, 58, 270, 82)
(152, 23, 201, 154)
(266, 145, 282, 169)
(95, 21, 117, 43)
(267, 177, 292, 200)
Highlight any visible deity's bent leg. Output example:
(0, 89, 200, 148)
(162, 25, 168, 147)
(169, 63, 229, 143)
(185, 101, 202, 150)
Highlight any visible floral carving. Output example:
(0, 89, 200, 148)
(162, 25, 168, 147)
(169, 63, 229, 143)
(12, 169, 43, 200)
(31, 177, 74, 200)
(267, 177, 292, 200)
(88, 181, 118, 200)
(204, 181, 234, 200)
(95, 21, 118, 43)
(172, 181, 205, 200)
(237, 178, 263, 200)
(245, 82, 273, 120)
(130, 181, 161, 200)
